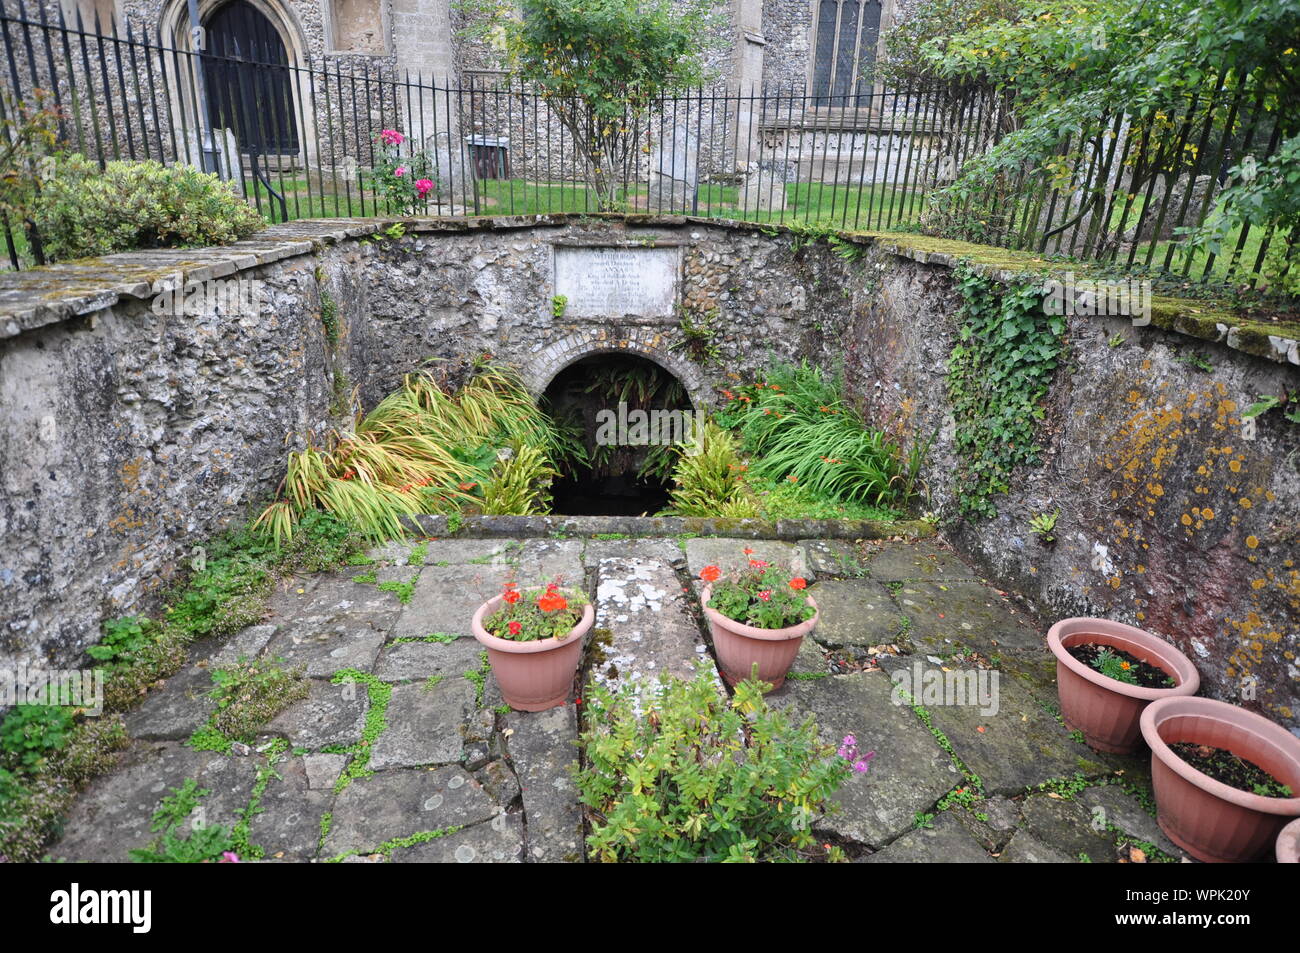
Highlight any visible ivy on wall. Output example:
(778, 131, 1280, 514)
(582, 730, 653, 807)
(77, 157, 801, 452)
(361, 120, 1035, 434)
(946, 263, 1067, 518)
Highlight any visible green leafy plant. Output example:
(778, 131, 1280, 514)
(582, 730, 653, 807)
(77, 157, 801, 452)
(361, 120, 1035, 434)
(717, 362, 922, 509)
(946, 266, 1066, 518)
(87, 616, 151, 669)
(371, 129, 438, 213)
(1243, 390, 1300, 424)
(0, 706, 75, 773)
(32, 154, 263, 262)
(130, 779, 236, 863)
(698, 554, 814, 631)
(1090, 648, 1139, 686)
(551, 294, 568, 318)
(482, 581, 589, 642)
(573, 666, 863, 862)
(479, 442, 557, 515)
(1028, 508, 1059, 543)
(188, 658, 309, 753)
(254, 364, 569, 543)
(674, 306, 722, 364)
(662, 420, 760, 518)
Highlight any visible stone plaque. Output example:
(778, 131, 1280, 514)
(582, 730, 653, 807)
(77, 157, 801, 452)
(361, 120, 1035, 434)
(553, 245, 680, 318)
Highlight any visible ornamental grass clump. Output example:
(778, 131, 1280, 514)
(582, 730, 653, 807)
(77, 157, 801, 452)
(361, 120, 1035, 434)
(573, 665, 870, 862)
(717, 362, 927, 508)
(701, 552, 814, 630)
(255, 365, 568, 543)
(483, 581, 589, 642)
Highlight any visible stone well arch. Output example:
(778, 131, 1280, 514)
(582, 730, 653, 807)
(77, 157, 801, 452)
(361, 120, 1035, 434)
(520, 326, 714, 410)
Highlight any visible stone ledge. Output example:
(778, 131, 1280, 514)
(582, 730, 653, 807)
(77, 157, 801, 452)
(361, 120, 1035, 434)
(402, 513, 936, 540)
(3, 213, 1294, 366)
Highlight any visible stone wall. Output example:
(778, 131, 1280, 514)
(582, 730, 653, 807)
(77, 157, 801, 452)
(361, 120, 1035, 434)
(0, 213, 1296, 733)
(0, 215, 837, 677)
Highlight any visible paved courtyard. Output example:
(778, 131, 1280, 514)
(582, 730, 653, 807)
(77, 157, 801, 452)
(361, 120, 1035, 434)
(49, 533, 1188, 863)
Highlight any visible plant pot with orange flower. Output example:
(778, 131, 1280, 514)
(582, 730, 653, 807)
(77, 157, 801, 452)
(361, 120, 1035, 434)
(1047, 618, 1199, 754)
(698, 555, 817, 691)
(471, 581, 594, 712)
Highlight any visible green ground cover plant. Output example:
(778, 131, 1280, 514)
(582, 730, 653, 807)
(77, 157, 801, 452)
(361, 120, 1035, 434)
(573, 666, 868, 862)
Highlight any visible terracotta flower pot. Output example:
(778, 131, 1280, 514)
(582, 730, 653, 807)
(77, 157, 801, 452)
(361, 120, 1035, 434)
(1140, 696, 1300, 863)
(471, 593, 595, 712)
(1047, 617, 1199, 754)
(700, 584, 818, 691)
(1277, 818, 1300, 863)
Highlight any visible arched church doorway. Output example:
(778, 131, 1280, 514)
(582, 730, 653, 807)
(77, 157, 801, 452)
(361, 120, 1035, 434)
(201, 0, 299, 155)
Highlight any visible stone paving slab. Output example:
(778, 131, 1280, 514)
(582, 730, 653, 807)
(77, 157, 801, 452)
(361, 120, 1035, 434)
(264, 622, 386, 677)
(999, 829, 1077, 863)
(1078, 784, 1188, 860)
(50, 742, 222, 862)
(800, 539, 870, 577)
(1019, 793, 1121, 862)
(373, 637, 483, 682)
(369, 679, 477, 770)
(591, 556, 710, 690)
(505, 705, 584, 863)
(124, 662, 219, 740)
(892, 581, 1054, 684)
(323, 766, 500, 858)
(861, 810, 994, 863)
(582, 536, 685, 568)
(807, 580, 909, 655)
(682, 538, 811, 589)
(874, 657, 1109, 794)
(768, 671, 961, 849)
(392, 812, 525, 863)
(262, 573, 403, 634)
(862, 540, 978, 582)
(266, 678, 369, 750)
(248, 755, 335, 862)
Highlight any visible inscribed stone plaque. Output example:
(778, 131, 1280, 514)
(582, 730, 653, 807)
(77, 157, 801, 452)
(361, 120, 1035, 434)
(553, 245, 680, 318)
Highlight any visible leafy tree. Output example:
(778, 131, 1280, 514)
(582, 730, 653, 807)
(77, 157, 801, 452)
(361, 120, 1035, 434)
(459, 0, 721, 210)
(902, 0, 1300, 285)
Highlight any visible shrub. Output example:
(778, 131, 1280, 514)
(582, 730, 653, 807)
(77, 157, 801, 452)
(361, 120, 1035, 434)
(32, 154, 263, 261)
(573, 666, 863, 862)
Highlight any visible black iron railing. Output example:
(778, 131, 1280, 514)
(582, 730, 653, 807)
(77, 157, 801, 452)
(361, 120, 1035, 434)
(0, 2, 1287, 285)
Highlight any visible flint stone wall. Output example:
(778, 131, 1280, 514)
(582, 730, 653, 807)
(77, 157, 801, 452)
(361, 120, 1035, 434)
(0, 213, 1296, 733)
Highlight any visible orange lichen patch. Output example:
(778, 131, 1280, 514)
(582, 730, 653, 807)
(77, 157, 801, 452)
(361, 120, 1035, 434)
(1245, 535, 1260, 549)
(1228, 459, 1242, 473)
(1180, 514, 1192, 526)
(1202, 507, 1215, 520)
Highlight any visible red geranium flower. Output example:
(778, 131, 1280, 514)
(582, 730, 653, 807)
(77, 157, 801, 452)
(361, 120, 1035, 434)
(700, 565, 722, 583)
(503, 590, 521, 604)
(789, 577, 808, 590)
(538, 591, 568, 613)
(757, 590, 773, 601)
(507, 621, 522, 636)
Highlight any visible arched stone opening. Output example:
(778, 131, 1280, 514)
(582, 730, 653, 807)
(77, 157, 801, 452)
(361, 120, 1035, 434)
(519, 327, 714, 412)
(540, 351, 698, 516)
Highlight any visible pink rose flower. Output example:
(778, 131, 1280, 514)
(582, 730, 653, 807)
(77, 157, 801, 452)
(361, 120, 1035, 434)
(394, 166, 406, 177)
(414, 178, 434, 197)
(379, 128, 404, 146)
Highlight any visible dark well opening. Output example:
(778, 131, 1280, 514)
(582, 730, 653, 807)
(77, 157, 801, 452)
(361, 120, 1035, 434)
(541, 353, 694, 516)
